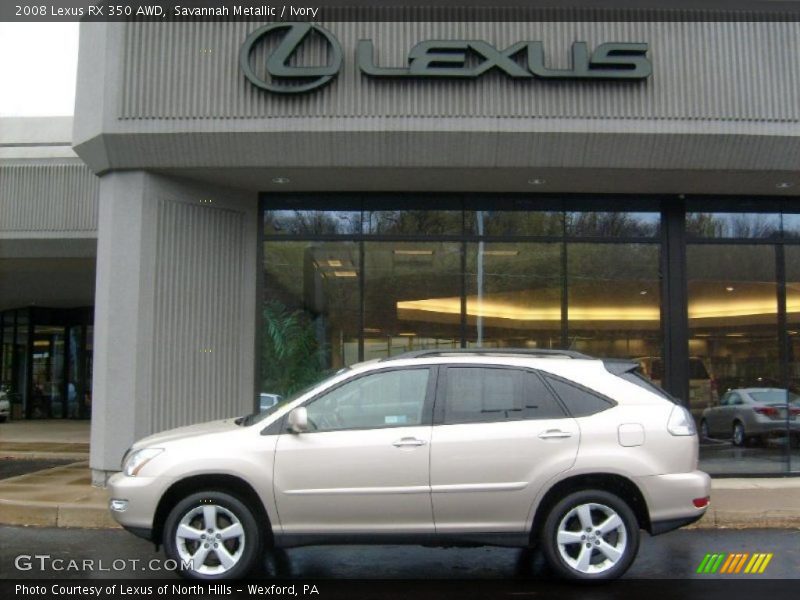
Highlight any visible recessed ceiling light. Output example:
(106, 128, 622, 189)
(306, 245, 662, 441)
(333, 270, 357, 277)
(271, 176, 290, 184)
(726, 333, 745, 337)
(528, 178, 546, 186)
(776, 182, 794, 189)
(639, 290, 648, 295)
(398, 332, 416, 336)
(725, 286, 735, 292)
(327, 260, 343, 267)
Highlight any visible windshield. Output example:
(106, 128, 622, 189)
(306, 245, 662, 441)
(749, 390, 800, 405)
(241, 369, 350, 426)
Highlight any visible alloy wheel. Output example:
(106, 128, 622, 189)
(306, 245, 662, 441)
(555, 502, 628, 575)
(174, 504, 246, 576)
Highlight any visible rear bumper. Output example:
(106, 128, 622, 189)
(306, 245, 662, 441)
(635, 470, 711, 530)
(650, 512, 705, 536)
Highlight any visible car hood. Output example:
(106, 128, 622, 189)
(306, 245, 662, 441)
(132, 417, 241, 449)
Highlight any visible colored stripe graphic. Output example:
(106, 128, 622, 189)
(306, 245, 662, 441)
(719, 553, 736, 574)
(697, 552, 773, 574)
(758, 554, 773, 573)
(734, 553, 749, 573)
(696, 554, 712, 574)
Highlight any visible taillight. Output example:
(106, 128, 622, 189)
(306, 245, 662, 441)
(790, 408, 800, 416)
(693, 497, 710, 509)
(754, 406, 779, 417)
(667, 405, 696, 436)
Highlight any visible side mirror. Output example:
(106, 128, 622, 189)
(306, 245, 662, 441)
(287, 407, 308, 433)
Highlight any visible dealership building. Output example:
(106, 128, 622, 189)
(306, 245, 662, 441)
(1, 9, 800, 480)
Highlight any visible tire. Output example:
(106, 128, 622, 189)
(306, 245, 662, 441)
(540, 489, 640, 581)
(732, 421, 746, 447)
(163, 491, 262, 580)
(0, 416, 7, 423)
(699, 419, 710, 440)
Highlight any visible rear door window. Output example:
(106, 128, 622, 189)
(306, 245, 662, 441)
(442, 367, 567, 424)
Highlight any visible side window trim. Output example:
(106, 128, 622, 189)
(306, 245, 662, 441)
(289, 365, 437, 433)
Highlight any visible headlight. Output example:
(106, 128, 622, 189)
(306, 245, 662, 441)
(667, 405, 696, 436)
(123, 448, 164, 476)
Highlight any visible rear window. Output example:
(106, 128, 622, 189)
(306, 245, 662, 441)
(544, 376, 615, 417)
(749, 390, 800, 404)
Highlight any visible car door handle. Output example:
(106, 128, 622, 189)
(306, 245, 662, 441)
(392, 437, 428, 447)
(538, 429, 573, 439)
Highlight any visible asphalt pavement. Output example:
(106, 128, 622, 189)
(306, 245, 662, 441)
(0, 525, 798, 580)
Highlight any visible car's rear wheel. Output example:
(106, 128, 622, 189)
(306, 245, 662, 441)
(541, 489, 640, 581)
(732, 421, 746, 447)
(163, 491, 261, 580)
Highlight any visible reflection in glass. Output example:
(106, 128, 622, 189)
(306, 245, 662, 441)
(465, 243, 562, 349)
(364, 242, 462, 359)
(785, 246, 800, 471)
(363, 210, 462, 236)
(784, 213, 800, 239)
(264, 210, 361, 236)
(566, 244, 662, 360)
(263, 241, 360, 396)
(566, 212, 660, 237)
(686, 213, 781, 239)
(688, 244, 785, 474)
(467, 210, 563, 237)
(31, 326, 64, 419)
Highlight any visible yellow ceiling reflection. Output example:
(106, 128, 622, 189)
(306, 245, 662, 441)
(396, 297, 800, 323)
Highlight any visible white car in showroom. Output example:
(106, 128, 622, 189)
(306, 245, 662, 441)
(108, 349, 710, 581)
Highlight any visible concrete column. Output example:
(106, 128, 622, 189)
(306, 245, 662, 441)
(90, 172, 258, 484)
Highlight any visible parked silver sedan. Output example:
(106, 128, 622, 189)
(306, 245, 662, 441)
(700, 388, 800, 446)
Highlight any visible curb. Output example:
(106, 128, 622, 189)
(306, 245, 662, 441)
(690, 509, 800, 529)
(0, 498, 120, 529)
(1, 452, 90, 461)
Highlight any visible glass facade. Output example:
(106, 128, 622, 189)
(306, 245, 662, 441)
(262, 196, 800, 475)
(0, 307, 93, 420)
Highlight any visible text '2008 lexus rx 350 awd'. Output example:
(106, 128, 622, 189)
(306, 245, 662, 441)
(108, 349, 710, 581)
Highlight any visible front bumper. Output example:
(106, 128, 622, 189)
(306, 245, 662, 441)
(635, 470, 711, 532)
(107, 471, 171, 532)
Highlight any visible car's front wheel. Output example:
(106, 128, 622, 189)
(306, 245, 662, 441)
(540, 489, 640, 580)
(163, 491, 262, 580)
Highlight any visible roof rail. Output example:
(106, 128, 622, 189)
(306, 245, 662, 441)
(380, 348, 593, 361)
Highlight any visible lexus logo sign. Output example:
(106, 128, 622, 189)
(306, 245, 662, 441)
(240, 23, 652, 94)
(240, 23, 343, 94)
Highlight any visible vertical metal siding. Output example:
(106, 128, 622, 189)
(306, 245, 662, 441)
(149, 199, 246, 431)
(119, 21, 800, 122)
(0, 162, 99, 233)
